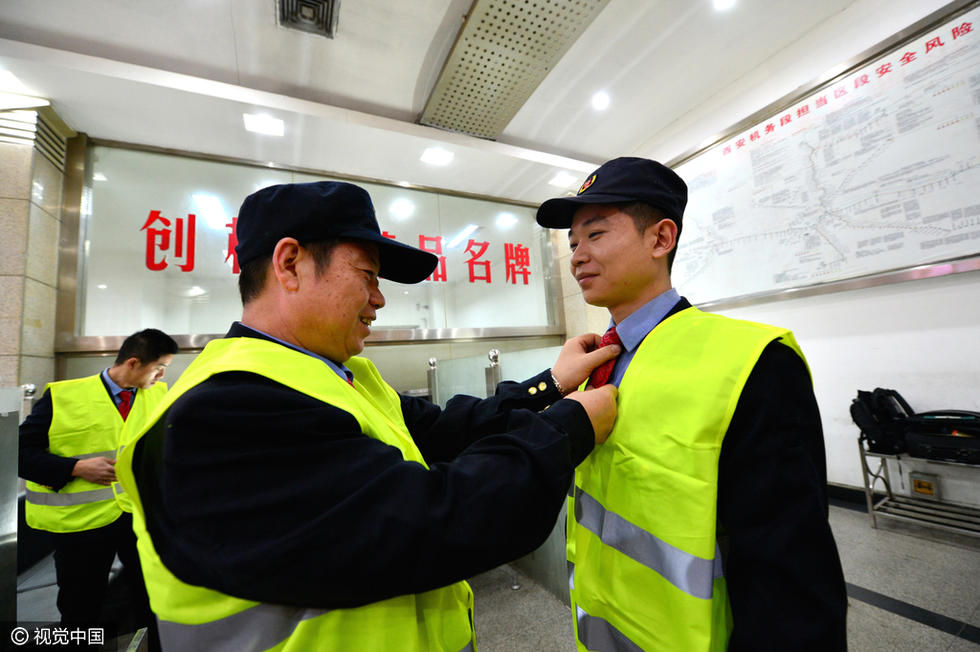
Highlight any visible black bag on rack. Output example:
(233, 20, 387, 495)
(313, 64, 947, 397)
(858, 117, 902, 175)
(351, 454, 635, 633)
(906, 411, 980, 465)
(850, 388, 912, 454)
(851, 387, 980, 463)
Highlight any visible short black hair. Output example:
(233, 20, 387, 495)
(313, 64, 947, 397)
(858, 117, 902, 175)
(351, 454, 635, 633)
(237, 239, 344, 304)
(619, 201, 680, 273)
(114, 329, 178, 365)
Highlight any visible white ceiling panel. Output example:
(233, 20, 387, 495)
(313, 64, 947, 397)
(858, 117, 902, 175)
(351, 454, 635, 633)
(0, 0, 966, 204)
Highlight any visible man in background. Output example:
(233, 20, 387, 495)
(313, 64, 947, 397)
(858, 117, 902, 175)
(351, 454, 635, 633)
(20, 328, 177, 644)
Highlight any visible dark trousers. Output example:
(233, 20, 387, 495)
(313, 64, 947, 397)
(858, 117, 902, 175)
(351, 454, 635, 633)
(52, 514, 159, 649)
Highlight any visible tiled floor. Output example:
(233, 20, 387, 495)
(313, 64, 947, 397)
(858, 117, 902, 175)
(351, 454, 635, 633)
(17, 504, 980, 651)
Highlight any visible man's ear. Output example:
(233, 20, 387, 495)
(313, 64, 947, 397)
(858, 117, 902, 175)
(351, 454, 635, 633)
(271, 238, 303, 292)
(647, 218, 678, 261)
(123, 357, 142, 371)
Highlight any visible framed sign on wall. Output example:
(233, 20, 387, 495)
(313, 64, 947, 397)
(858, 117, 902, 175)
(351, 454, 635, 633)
(671, 1, 980, 306)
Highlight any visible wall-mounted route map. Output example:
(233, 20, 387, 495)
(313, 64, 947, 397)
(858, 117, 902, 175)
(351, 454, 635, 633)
(674, 5, 980, 303)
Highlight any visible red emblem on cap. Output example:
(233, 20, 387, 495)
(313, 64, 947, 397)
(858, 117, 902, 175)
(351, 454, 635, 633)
(578, 174, 596, 195)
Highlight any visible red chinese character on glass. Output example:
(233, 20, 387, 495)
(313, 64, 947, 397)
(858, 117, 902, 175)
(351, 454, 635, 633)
(780, 114, 792, 127)
(504, 243, 531, 285)
(749, 130, 761, 142)
(723, 145, 732, 156)
(815, 96, 828, 108)
(952, 22, 973, 39)
(736, 138, 746, 149)
(853, 74, 870, 89)
(418, 235, 447, 282)
(899, 51, 916, 65)
(834, 87, 848, 99)
(797, 105, 810, 118)
(925, 36, 945, 54)
(464, 239, 492, 284)
(876, 63, 893, 77)
(381, 231, 397, 240)
(765, 123, 775, 134)
(140, 210, 196, 272)
(225, 217, 240, 274)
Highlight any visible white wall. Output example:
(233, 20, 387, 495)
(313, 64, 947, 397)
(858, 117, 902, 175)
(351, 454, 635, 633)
(715, 271, 980, 498)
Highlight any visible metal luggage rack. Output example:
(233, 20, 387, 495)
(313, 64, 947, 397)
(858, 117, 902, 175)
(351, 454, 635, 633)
(858, 440, 980, 538)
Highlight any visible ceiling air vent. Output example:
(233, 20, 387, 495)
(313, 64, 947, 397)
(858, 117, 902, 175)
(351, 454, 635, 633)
(421, 0, 612, 140)
(278, 0, 340, 39)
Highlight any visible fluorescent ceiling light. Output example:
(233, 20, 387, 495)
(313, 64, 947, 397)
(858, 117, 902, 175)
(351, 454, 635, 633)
(447, 224, 479, 248)
(93, 172, 107, 182)
(591, 91, 611, 111)
(420, 147, 454, 166)
(549, 171, 578, 188)
(192, 193, 229, 230)
(496, 212, 518, 229)
(186, 286, 207, 297)
(713, 0, 736, 10)
(97, 284, 107, 290)
(0, 70, 35, 94)
(242, 113, 284, 136)
(389, 198, 416, 220)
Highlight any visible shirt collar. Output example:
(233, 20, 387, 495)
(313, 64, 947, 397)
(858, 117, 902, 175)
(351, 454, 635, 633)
(610, 288, 681, 352)
(233, 322, 354, 383)
(101, 368, 131, 396)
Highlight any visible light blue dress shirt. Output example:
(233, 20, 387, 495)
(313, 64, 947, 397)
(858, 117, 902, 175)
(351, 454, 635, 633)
(101, 368, 136, 406)
(606, 288, 681, 387)
(236, 322, 354, 383)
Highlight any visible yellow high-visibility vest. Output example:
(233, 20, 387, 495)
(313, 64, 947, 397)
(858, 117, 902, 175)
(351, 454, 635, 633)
(25, 375, 167, 533)
(568, 307, 806, 651)
(117, 337, 475, 652)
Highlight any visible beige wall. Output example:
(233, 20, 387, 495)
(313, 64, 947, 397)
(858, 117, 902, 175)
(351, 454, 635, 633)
(0, 141, 62, 395)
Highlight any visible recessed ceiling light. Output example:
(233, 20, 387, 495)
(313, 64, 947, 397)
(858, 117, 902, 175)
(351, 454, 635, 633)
(186, 285, 207, 297)
(420, 147, 454, 166)
(93, 172, 107, 182)
(97, 284, 107, 290)
(713, 0, 736, 10)
(496, 212, 518, 229)
(549, 171, 578, 188)
(389, 198, 416, 220)
(242, 113, 285, 136)
(591, 91, 611, 111)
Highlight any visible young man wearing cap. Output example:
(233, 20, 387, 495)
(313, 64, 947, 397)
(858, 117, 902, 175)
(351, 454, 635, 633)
(537, 158, 847, 651)
(116, 180, 620, 651)
(19, 328, 177, 640)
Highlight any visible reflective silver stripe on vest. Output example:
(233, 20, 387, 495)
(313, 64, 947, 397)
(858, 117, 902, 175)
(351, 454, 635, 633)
(574, 486, 721, 600)
(25, 487, 115, 506)
(576, 605, 643, 652)
(74, 449, 117, 460)
(159, 604, 327, 652)
(159, 605, 476, 652)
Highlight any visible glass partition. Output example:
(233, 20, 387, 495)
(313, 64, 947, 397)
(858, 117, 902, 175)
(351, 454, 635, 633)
(78, 145, 560, 339)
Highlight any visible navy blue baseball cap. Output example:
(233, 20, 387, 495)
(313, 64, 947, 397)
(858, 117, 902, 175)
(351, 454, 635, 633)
(235, 181, 438, 284)
(536, 157, 687, 234)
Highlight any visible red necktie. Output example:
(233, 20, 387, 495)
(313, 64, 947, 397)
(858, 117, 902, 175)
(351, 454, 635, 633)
(588, 326, 622, 388)
(117, 389, 133, 420)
